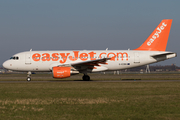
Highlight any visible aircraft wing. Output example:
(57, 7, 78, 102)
(71, 58, 111, 66)
(70, 58, 111, 72)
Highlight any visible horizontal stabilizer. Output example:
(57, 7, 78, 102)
(151, 52, 177, 62)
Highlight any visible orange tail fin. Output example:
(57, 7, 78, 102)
(135, 19, 172, 51)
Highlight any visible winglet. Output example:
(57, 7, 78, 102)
(135, 19, 172, 51)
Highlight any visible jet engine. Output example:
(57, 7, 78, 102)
(52, 66, 79, 79)
(52, 66, 71, 78)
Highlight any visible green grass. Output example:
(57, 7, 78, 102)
(0, 81, 180, 120)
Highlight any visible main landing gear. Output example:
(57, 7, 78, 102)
(27, 71, 31, 82)
(82, 74, 90, 81)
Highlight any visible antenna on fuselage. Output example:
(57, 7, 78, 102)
(106, 48, 108, 51)
(30, 49, 32, 51)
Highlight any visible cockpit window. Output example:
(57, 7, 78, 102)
(10, 56, 19, 60)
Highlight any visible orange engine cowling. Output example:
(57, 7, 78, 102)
(52, 67, 71, 79)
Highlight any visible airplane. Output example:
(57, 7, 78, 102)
(2, 19, 177, 81)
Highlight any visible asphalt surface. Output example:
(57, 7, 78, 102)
(1, 80, 180, 83)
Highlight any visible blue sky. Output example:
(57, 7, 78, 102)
(1, 0, 180, 66)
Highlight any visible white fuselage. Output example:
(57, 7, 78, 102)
(2, 50, 176, 72)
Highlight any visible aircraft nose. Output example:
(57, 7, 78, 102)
(3, 61, 9, 69)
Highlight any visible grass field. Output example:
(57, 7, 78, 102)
(0, 73, 180, 120)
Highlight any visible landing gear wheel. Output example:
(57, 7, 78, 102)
(27, 77, 31, 81)
(27, 71, 32, 82)
(82, 75, 90, 81)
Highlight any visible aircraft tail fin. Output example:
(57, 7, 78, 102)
(135, 19, 172, 51)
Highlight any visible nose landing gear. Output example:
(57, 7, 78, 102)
(27, 71, 31, 81)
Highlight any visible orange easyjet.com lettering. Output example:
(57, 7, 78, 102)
(32, 51, 129, 63)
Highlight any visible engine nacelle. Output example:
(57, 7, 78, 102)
(52, 67, 71, 79)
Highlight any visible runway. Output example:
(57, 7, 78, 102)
(1, 79, 180, 83)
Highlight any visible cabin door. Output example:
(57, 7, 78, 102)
(25, 54, 31, 64)
(134, 53, 140, 63)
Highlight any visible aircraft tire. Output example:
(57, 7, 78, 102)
(27, 77, 31, 82)
(82, 75, 90, 81)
